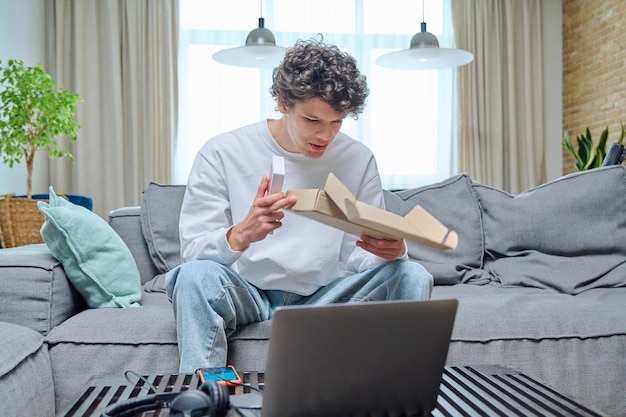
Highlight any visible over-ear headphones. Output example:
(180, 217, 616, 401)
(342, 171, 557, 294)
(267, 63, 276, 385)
(101, 380, 230, 417)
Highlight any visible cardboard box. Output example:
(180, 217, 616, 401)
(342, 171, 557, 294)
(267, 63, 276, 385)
(286, 173, 458, 250)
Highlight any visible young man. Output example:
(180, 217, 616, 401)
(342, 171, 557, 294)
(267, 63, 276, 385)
(165, 39, 433, 373)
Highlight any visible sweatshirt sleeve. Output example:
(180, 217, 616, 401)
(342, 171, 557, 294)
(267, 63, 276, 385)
(179, 149, 242, 265)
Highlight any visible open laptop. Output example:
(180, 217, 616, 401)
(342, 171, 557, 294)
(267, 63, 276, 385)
(231, 298, 458, 417)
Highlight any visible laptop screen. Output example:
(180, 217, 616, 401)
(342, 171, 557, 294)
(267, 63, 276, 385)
(243, 299, 458, 417)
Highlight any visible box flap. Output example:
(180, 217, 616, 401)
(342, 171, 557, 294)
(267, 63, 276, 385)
(287, 189, 394, 239)
(287, 174, 458, 250)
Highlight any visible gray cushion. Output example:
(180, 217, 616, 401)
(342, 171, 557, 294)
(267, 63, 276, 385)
(140, 182, 186, 275)
(47, 301, 179, 412)
(384, 174, 484, 284)
(0, 244, 85, 335)
(432, 285, 626, 340)
(432, 285, 626, 417)
(109, 206, 160, 285)
(474, 165, 626, 294)
(0, 322, 55, 417)
(227, 321, 273, 372)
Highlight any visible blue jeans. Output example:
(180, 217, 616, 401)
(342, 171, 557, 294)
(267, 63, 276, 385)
(165, 259, 433, 373)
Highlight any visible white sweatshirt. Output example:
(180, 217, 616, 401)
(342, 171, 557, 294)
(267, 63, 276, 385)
(179, 120, 398, 295)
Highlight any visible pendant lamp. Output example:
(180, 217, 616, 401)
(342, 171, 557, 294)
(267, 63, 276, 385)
(212, 2, 286, 69)
(376, 1, 473, 70)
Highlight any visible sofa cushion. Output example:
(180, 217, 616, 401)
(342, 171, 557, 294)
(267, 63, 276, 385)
(432, 284, 626, 341)
(0, 244, 84, 336)
(141, 178, 483, 286)
(140, 182, 186, 276)
(109, 206, 160, 285)
(0, 322, 55, 417)
(432, 284, 626, 417)
(46, 300, 179, 412)
(227, 320, 273, 372)
(384, 174, 484, 284)
(473, 165, 626, 294)
(38, 187, 141, 308)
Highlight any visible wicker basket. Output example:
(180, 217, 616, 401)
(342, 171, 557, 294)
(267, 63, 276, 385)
(0, 194, 47, 248)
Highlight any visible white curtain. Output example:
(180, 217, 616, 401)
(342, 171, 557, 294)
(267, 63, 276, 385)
(46, 0, 179, 217)
(453, 0, 545, 193)
(177, 0, 461, 190)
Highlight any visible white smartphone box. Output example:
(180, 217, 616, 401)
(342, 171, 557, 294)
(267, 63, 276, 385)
(268, 155, 285, 195)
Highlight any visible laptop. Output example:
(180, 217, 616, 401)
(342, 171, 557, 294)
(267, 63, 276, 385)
(231, 298, 458, 417)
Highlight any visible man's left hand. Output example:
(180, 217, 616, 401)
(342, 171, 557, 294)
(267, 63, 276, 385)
(356, 234, 405, 261)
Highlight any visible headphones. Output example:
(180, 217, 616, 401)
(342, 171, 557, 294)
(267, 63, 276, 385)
(101, 380, 230, 417)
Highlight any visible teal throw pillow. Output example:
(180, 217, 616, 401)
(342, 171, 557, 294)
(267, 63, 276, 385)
(38, 187, 141, 308)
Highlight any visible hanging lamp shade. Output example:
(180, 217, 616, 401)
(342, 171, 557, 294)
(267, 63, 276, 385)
(212, 17, 286, 69)
(376, 21, 473, 70)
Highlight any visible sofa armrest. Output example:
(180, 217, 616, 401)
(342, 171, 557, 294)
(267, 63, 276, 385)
(108, 206, 159, 285)
(0, 244, 86, 335)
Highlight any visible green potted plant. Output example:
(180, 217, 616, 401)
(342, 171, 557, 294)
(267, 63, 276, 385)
(0, 59, 82, 248)
(563, 123, 625, 171)
(0, 59, 82, 198)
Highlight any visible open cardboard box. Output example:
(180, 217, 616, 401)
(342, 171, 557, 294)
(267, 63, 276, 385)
(286, 173, 458, 250)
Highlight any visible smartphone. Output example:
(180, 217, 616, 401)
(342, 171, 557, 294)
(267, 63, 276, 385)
(197, 365, 242, 386)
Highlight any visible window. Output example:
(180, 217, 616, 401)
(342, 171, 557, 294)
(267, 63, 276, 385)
(177, 0, 459, 190)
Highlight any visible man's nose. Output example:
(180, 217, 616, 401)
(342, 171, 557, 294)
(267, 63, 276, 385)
(317, 124, 335, 141)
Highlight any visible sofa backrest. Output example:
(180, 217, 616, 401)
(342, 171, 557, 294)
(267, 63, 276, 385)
(129, 165, 626, 292)
(383, 174, 484, 285)
(108, 206, 160, 285)
(473, 164, 626, 294)
(136, 178, 485, 286)
(138, 182, 186, 282)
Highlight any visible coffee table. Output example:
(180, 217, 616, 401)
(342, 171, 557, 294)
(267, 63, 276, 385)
(58, 366, 609, 416)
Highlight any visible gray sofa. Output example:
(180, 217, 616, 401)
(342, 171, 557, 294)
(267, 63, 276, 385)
(2, 165, 626, 417)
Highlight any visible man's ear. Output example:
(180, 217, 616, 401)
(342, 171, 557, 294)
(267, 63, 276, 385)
(276, 97, 289, 114)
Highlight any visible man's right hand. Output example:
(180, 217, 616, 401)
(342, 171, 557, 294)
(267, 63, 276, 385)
(226, 176, 297, 252)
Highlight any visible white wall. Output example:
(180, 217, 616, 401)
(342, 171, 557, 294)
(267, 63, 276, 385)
(0, 0, 48, 196)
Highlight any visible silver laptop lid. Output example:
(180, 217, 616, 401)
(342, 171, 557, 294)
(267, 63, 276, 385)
(261, 299, 458, 417)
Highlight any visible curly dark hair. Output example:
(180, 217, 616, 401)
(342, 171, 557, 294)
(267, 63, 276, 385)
(270, 39, 369, 118)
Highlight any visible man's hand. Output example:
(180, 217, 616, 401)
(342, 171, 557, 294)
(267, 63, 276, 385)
(227, 176, 297, 251)
(356, 234, 405, 261)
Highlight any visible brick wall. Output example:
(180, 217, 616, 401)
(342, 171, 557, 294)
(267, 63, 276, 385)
(562, 0, 626, 174)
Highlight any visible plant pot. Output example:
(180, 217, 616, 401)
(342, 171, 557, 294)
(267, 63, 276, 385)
(0, 194, 47, 248)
